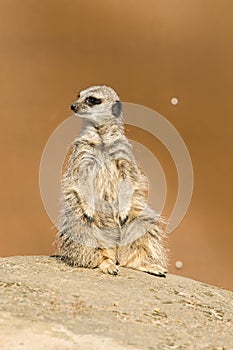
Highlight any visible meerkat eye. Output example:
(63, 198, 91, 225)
(85, 96, 102, 106)
(77, 93, 80, 98)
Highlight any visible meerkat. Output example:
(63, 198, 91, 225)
(57, 85, 168, 277)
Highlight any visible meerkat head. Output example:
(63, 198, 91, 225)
(70, 85, 122, 125)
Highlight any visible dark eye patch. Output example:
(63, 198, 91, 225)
(85, 96, 102, 106)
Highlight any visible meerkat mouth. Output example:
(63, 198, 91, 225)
(74, 111, 92, 117)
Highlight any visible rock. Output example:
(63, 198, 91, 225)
(0, 256, 232, 350)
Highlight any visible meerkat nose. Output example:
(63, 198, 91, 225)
(70, 103, 77, 112)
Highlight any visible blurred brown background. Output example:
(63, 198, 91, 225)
(0, 0, 232, 290)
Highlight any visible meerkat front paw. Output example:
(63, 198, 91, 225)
(118, 208, 130, 226)
(98, 259, 119, 275)
(82, 206, 95, 224)
(119, 215, 129, 226)
(83, 213, 95, 224)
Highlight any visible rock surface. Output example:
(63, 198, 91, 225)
(0, 256, 232, 350)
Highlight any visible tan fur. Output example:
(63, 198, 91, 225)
(57, 85, 168, 277)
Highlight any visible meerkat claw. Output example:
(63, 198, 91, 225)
(138, 264, 168, 278)
(147, 271, 167, 278)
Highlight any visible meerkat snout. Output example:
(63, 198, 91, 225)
(70, 103, 77, 112)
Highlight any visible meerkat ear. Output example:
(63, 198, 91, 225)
(111, 101, 122, 117)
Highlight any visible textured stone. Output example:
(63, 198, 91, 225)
(0, 256, 232, 349)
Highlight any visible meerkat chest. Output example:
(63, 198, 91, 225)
(92, 147, 119, 201)
(75, 139, 134, 203)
